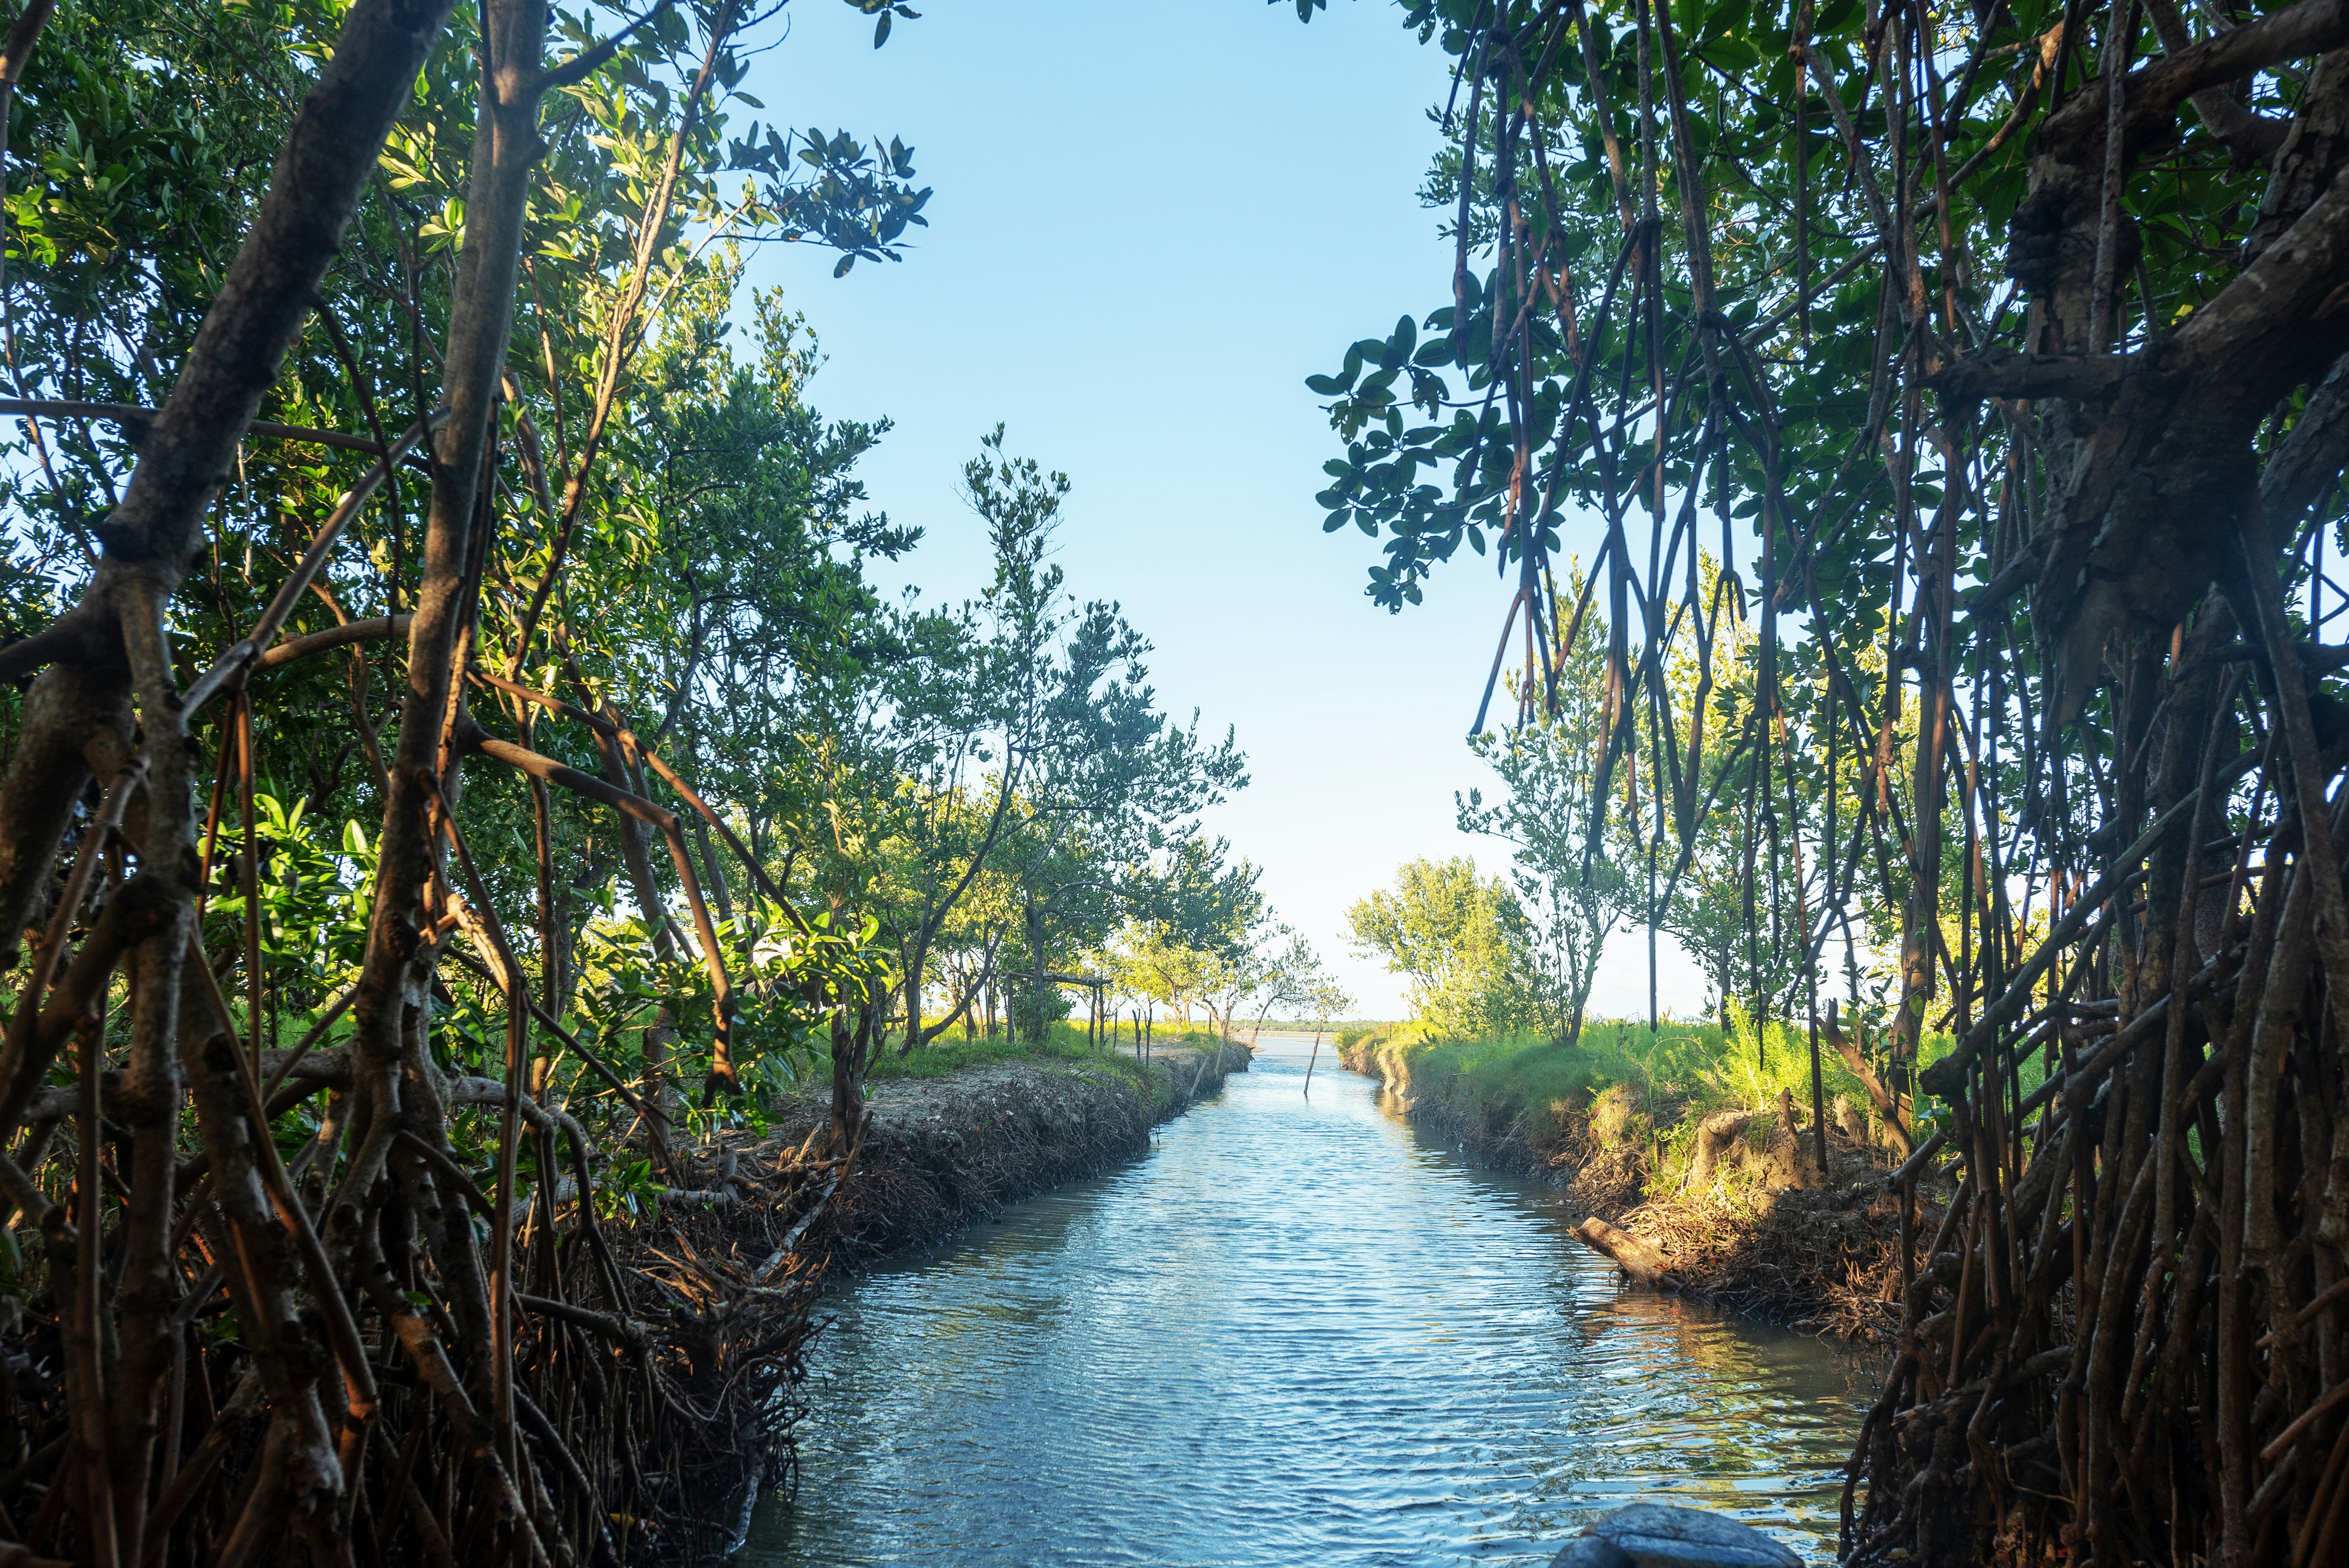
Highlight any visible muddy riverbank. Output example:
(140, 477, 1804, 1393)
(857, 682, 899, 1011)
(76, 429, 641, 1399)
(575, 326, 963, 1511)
(755, 1038, 1253, 1263)
(1341, 1036, 1931, 1342)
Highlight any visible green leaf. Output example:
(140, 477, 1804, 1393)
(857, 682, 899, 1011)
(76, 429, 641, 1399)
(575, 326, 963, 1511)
(1696, 36, 1762, 72)
(874, 10, 890, 45)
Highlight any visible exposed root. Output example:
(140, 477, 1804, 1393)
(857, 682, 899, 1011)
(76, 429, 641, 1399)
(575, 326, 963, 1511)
(1613, 1183, 1913, 1342)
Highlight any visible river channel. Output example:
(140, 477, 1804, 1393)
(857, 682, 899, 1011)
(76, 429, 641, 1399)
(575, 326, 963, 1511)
(744, 1037, 1876, 1567)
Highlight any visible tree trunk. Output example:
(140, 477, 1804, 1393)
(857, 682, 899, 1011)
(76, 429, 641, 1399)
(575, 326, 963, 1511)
(1688, 1109, 1753, 1189)
(591, 720, 681, 1169)
(1820, 1003, 1912, 1159)
(1023, 892, 1047, 1043)
(692, 814, 733, 927)
(900, 933, 927, 1055)
(1760, 1086, 1823, 1191)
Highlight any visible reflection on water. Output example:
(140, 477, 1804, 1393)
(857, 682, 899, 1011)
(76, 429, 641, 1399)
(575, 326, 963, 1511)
(744, 1038, 1876, 1567)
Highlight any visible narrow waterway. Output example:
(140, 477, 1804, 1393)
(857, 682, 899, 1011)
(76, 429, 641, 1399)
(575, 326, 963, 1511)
(745, 1037, 1875, 1567)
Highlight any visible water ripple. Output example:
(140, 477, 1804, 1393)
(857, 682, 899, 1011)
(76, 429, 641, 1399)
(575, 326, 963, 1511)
(745, 1041, 1877, 1567)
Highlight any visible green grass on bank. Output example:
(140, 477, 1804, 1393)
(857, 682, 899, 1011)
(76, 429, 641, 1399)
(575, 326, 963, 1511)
(1339, 1013, 1987, 1181)
(862, 1017, 1233, 1092)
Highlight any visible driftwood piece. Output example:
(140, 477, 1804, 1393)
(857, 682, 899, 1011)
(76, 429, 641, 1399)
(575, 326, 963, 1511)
(1574, 1215, 1681, 1290)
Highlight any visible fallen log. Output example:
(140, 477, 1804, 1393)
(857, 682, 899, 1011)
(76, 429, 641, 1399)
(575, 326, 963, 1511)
(1574, 1215, 1681, 1290)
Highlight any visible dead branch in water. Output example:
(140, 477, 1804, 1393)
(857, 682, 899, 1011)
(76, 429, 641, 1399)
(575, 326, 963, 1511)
(1574, 1215, 1681, 1290)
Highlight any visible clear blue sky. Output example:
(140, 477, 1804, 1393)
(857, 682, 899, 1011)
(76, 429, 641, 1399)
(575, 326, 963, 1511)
(738, 0, 1707, 1020)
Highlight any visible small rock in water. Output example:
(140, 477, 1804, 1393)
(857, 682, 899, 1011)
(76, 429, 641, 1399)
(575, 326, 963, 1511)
(1547, 1504, 1804, 1568)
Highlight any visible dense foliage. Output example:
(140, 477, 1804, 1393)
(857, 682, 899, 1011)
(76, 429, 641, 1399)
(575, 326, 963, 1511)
(0, 1, 1305, 1562)
(1310, 0, 2349, 1562)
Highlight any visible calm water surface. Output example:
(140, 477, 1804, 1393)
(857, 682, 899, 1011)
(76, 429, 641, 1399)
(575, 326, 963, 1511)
(745, 1038, 1876, 1567)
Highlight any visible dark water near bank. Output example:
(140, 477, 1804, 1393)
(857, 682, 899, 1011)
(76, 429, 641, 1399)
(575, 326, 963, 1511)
(743, 1038, 1876, 1567)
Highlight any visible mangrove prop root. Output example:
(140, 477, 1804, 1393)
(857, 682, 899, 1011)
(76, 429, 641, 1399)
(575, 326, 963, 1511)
(0, 0, 858, 1562)
(1391, 0, 2349, 1560)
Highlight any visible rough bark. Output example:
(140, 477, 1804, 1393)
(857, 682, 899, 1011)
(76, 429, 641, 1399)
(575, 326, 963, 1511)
(1687, 1109, 1753, 1189)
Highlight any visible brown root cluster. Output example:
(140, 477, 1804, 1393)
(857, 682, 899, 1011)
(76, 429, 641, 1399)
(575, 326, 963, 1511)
(1402, 0, 2349, 1559)
(0, 1125, 846, 1568)
(1840, 742, 2349, 1568)
(0, 0, 891, 1563)
(1615, 1183, 1913, 1344)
